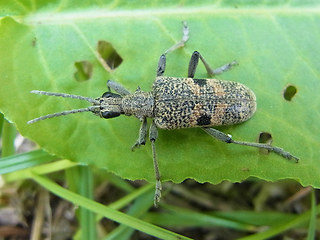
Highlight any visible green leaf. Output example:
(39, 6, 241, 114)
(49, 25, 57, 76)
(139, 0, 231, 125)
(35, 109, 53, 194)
(0, 1, 319, 188)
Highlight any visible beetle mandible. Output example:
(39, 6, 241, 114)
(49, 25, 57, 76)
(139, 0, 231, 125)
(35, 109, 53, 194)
(28, 22, 299, 206)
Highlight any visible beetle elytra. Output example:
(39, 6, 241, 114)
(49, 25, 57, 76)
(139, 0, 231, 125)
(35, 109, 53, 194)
(28, 22, 299, 206)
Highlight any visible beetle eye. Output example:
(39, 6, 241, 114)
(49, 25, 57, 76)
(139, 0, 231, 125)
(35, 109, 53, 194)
(101, 92, 121, 98)
(101, 111, 120, 119)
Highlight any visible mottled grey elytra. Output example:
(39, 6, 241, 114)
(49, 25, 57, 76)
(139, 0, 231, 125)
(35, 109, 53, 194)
(28, 22, 299, 207)
(152, 76, 256, 129)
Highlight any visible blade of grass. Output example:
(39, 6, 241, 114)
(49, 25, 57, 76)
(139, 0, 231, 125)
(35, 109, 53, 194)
(31, 173, 192, 240)
(2, 119, 16, 157)
(101, 171, 135, 193)
(65, 167, 97, 240)
(105, 189, 154, 240)
(238, 204, 320, 240)
(149, 203, 257, 231)
(0, 149, 56, 174)
(108, 183, 154, 210)
(213, 211, 296, 227)
(307, 189, 316, 240)
(0, 113, 4, 137)
(76, 183, 155, 238)
(3, 159, 78, 182)
(78, 166, 96, 240)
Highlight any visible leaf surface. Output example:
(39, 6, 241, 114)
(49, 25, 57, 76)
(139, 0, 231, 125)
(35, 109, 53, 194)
(0, 1, 319, 187)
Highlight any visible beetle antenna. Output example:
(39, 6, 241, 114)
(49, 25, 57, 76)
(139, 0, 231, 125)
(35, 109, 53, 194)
(27, 106, 100, 124)
(30, 90, 100, 104)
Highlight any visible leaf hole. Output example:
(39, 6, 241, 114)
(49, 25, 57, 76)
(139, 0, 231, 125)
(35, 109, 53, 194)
(97, 41, 123, 71)
(74, 61, 93, 82)
(258, 132, 272, 155)
(283, 85, 297, 101)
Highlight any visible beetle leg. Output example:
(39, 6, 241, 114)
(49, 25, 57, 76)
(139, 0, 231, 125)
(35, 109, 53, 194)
(157, 54, 166, 77)
(107, 80, 131, 96)
(202, 127, 299, 162)
(188, 51, 200, 78)
(157, 21, 189, 77)
(199, 52, 238, 76)
(188, 51, 238, 77)
(131, 118, 147, 151)
(149, 121, 162, 207)
(163, 21, 189, 55)
(208, 59, 238, 76)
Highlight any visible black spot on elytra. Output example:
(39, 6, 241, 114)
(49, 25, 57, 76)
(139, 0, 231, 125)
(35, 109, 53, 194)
(193, 79, 207, 87)
(197, 114, 211, 126)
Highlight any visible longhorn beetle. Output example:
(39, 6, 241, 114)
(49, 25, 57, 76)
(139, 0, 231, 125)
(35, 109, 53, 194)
(28, 22, 299, 206)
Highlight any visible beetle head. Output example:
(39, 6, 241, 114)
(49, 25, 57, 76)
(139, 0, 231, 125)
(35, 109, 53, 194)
(94, 92, 123, 119)
(27, 90, 124, 124)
